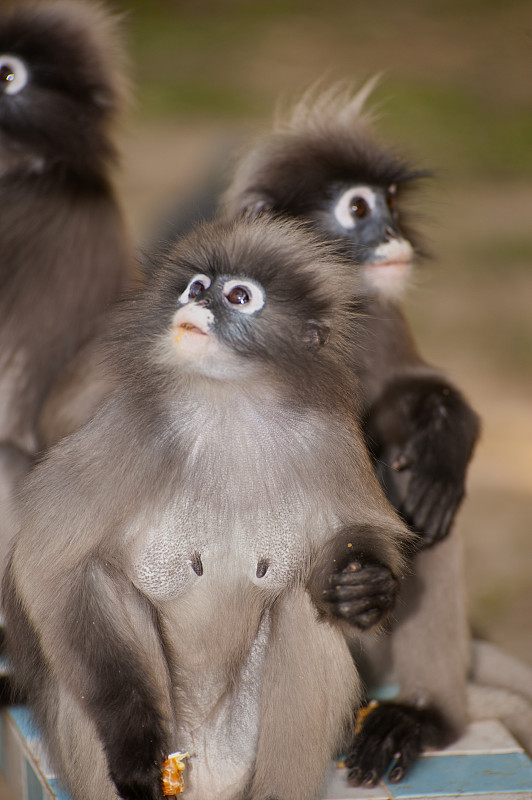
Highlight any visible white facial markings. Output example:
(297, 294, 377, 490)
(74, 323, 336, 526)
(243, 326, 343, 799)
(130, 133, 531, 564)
(0, 55, 29, 96)
(333, 186, 377, 230)
(172, 304, 214, 337)
(371, 237, 414, 266)
(362, 238, 414, 298)
(171, 303, 215, 361)
(222, 279, 265, 315)
(178, 274, 212, 306)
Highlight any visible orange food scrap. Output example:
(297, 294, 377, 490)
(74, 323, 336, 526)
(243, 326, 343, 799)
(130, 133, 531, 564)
(355, 699, 379, 735)
(161, 751, 190, 796)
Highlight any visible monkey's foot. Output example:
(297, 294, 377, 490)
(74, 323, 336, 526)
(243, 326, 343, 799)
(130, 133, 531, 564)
(321, 555, 398, 630)
(345, 701, 453, 786)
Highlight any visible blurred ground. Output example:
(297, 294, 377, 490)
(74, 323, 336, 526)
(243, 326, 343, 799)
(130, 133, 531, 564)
(112, 0, 532, 665)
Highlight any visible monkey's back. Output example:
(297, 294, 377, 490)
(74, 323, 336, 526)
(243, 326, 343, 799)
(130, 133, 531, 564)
(0, 173, 134, 451)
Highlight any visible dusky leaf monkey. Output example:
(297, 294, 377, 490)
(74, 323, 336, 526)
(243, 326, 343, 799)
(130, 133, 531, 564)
(0, 0, 137, 564)
(3, 217, 413, 800)
(219, 83, 480, 784)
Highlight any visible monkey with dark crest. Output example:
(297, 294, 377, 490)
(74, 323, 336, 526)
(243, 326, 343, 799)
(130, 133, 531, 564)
(220, 84, 480, 785)
(3, 217, 413, 800)
(0, 0, 136, 566)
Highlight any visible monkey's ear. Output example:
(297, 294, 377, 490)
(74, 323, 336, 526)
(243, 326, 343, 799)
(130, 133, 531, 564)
(303, 320, 330, 349)
(241, 197, 275, 220)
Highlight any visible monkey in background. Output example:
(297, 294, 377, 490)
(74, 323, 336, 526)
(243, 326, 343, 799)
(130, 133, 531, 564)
(219, 84, 480, 784)
(0, 0, 137, 566)
(3, 216, 413, 800)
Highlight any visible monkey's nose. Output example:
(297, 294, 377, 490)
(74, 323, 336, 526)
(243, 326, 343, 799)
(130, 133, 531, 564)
(384, 226, 398, 241)
(195, 297, 211, 307)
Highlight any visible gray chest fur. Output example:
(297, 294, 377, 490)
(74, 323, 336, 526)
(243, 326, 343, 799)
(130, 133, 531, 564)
(131, 395, 338, 602)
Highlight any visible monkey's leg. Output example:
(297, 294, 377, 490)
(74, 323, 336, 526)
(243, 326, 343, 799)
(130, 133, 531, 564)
(0, 441, 34, 705)
(365, 376, 480, 546)
(248, 591, 360, 800)
(346, 533, 469, 785)
(7, 558, 173, 800)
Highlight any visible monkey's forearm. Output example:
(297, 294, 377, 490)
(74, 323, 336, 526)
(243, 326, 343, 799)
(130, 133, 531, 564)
(364, 375, 480, 545)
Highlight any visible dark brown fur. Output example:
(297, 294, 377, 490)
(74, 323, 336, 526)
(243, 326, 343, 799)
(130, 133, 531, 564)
(0, 1, 137, 550)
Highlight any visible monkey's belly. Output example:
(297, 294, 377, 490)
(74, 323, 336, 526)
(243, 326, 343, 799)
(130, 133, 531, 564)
(164, 587, 272, 799)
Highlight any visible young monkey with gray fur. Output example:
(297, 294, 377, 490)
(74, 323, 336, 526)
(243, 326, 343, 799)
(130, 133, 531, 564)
(220, 84, 480, 785)
(0, 0, 136, 564)
(3, 217, 413, 800)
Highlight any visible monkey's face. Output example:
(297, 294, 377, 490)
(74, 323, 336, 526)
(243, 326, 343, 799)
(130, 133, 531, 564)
(326, 183, 414, 298)
(224, 127, 425, 301)
(0, 5, 120, 164)
(243, 182, 413, 301)
(168, 273, 267, 378)
(143, 220, 347, 386)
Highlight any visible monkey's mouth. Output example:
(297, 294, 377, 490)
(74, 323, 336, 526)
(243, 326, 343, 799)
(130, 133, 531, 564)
(363, 239, 413, 299)
(171, 305, 214, 352)
(174, 321, 208, 341)
(369, 238, 414, 269)
(370, 255, 412, 267)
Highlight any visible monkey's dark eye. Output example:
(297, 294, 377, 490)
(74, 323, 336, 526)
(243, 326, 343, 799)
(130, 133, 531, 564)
(189, 281, 207, 299)
(386, 184, 397, 212)
(223, 279, 265, 314)
(0, 55, 29, 96)
(350, 196, 369, 218)
(178, 273, 212, 305)
(227, 286, 250, 305)
(334, 186, 376, 230)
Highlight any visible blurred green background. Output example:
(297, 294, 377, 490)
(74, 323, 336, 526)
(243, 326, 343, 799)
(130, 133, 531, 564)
(110, 0, 532, 662)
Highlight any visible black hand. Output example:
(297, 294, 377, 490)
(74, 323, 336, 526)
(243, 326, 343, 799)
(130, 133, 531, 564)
(321, 555, 399, 630)
(346, 702, 452, 786)
(365, 378, 480, 547)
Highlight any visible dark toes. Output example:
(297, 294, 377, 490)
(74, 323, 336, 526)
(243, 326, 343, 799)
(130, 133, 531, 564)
(346, 701, 451, 787)
(388, 763, 406, 783)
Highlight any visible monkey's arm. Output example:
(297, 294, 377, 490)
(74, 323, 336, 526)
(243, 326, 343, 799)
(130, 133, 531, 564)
(365, 374, 480, 546)
(356, 299, 480, 547)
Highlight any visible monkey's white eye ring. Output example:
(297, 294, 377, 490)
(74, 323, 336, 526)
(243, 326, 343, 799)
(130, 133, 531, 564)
(0, 55, 29, 96)
(333, 186, 377, 230)
(178, 274, 211, 304)
(223, 279, 265, 314)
